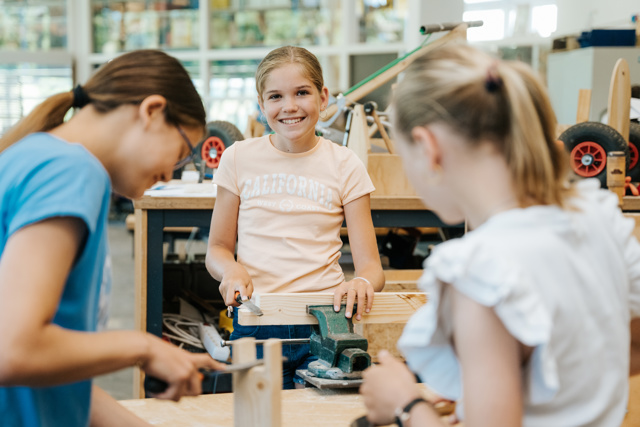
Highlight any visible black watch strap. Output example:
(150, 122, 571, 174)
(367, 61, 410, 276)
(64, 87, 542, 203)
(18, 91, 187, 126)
(395, 397, 429, 427)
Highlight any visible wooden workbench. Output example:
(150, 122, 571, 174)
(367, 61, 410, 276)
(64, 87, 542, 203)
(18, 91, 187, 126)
(119, 385, 446, 427)
(132, 184, 457, 397)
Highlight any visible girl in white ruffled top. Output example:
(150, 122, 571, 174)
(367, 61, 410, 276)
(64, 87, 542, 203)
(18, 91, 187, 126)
(359, 43, 640, 427)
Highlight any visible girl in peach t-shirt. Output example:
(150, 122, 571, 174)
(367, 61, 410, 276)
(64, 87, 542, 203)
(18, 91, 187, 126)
(205, 46, 384, 389)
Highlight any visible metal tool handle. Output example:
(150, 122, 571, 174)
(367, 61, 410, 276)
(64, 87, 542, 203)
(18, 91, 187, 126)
(144, 369, 229, 395)
(220, 338, 310, 347)
(144, 375, 171, 394)
(420, 20, 483, 34)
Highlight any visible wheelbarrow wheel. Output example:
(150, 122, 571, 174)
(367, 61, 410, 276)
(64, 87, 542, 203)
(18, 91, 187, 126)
(195, 120, 244, 170)
(627, 122, 640, 182)
(558, 121, 629, 188)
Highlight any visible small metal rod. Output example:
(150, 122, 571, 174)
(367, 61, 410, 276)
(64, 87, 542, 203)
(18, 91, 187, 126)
(220, 338, 310, 347)
(420, 20, 483, 35)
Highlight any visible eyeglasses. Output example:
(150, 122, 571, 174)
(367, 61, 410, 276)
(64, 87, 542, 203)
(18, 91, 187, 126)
(174, 125, 196, 170)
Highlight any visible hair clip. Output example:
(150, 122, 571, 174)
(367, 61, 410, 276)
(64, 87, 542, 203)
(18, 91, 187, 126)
(71, 84, 91, 109)
(485, 62, 503, 93)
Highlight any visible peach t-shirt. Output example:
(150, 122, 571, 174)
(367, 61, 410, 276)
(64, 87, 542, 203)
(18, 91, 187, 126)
(213, 135, 375, 293)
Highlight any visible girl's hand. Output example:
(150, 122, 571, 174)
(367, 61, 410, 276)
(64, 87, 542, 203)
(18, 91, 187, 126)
(360, 350, 423, 425)
(218, 265, 254, 307)
(140, 334, 226, 401)
(333, 277, 374, 320)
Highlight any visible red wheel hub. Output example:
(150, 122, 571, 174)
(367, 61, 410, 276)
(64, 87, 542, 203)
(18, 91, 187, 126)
(629, 141, 638, 170)
(201, 136, 225, 169)
(570, 141, 606, 177)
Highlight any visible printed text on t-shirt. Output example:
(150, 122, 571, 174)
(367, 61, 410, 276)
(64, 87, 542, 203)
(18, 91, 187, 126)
(240, 173, 334, 210)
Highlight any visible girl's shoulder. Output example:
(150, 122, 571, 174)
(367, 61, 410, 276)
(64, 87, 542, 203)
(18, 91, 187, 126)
(317, 137, 367, 165)
(3, 133, 106, 179)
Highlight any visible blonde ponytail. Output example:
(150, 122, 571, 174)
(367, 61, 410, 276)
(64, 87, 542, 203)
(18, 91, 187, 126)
(499, 62, 569, 206)
(393, 43, 572, 207)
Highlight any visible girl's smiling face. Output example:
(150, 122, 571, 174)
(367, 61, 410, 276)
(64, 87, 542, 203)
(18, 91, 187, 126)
(258, 63, 328, 152)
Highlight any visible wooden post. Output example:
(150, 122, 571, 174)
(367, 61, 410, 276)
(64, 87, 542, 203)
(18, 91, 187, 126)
(371, 110, 395, 154)
(347, 104, 371, 167)
(576, 89, 592, 123)
(233, 338, 282, 427)
(133, 208, 147, 399)
(608, 58, 631, 142)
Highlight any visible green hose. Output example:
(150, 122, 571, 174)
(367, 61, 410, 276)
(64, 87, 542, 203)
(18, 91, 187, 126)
(343, 34, 432, 96)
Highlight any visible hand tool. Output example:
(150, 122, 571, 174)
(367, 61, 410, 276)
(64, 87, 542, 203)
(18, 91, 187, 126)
(234, 291, 263, 316)
(220, 338, 309, 347)
(144, 360, 265, 394)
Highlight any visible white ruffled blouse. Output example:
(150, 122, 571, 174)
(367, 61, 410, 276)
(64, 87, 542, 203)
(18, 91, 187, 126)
(398, 180, 640, 426)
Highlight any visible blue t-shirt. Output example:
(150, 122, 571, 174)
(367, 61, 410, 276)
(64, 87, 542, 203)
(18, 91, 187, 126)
(0, 133, 112, 427)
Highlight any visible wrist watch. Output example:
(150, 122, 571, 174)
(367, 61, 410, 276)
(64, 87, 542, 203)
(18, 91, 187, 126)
(394, 397, 429, 427)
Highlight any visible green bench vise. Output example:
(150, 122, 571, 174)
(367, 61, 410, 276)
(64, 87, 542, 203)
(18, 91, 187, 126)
(304, 305, 371, 382)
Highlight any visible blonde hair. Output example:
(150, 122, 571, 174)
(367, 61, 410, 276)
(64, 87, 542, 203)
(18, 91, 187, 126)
(393, 43, 571, 207)
(255, 46, 324, 100)
(0, 50, 206, 153)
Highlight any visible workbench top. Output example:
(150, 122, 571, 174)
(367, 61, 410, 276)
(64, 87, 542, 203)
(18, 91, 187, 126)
(119, 385, 439, 427)
(133, 183, 427, 210)
(133, 182, 640, 212)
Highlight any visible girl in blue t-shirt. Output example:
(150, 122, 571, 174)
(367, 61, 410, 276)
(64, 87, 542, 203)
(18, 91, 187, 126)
(0, 50, 224, 427)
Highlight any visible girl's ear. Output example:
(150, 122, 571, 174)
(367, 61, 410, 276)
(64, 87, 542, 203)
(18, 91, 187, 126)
(320, 86, 330, 111)
(138, 95, 168, 129)
(257, 94, 265, 115)
(410, 126, 442, 171)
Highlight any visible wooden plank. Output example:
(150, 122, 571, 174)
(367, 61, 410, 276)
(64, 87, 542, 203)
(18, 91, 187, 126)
(237, 292, 427, 326)
(233, 339, 281, 427)
(119, 384, 452, 427)
(232, 338, 257, 426)
(134, 195, 216, 210)
(576, 89, 592, 123)
(608, 58, 631, 141)
(133, 208, 147, 399)
(361, 270, 423, 361)
(134, 191, 428, 211)
(383, 269, 422, 291)
(367, 154, 417, 197)
(623, 197, 640, 211)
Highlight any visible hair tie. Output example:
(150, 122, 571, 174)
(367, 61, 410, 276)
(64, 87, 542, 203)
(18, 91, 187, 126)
(485, 62, 503, 93)
(71, 84, 91, 109)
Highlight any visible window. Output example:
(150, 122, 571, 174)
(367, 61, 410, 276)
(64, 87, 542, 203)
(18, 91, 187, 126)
(531, 4, 557, 37)
(463, 9, 505, 41)
(463, 0, 558, 41)
(0, 62, 72, 135)
(0, 2, 67, 51)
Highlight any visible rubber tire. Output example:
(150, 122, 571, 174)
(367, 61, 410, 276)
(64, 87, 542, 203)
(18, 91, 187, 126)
(195, 120, 244, 170)
(628, 122, 640, 182)
(558, 121, 629, 188)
